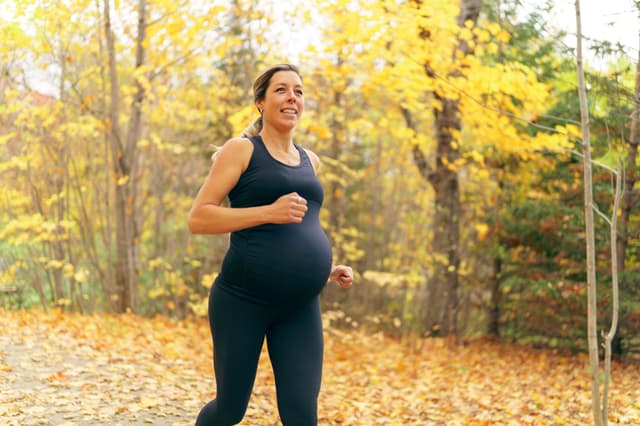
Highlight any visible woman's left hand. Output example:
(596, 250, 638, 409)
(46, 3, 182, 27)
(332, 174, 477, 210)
(330, 265, 353, 289)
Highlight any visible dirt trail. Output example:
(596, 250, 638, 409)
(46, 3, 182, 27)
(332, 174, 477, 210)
(0, 316, 206, 425)
(2, 309, 640, 425)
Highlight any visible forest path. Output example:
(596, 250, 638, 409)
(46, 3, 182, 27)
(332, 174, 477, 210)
(0, 311, 205, 425)
(1, 309, 639, 425)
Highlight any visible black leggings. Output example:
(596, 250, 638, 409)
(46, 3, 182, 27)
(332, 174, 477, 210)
(196, 284, 323, 426)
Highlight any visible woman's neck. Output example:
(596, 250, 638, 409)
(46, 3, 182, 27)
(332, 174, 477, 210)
(259, 128, 295, 152)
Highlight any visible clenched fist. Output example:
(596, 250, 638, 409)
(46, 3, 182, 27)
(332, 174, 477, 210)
(330, 265, 354, 288)
(268, 192, 308, 224)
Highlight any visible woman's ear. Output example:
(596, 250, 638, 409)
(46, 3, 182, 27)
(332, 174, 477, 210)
(256, 101, 263, 114)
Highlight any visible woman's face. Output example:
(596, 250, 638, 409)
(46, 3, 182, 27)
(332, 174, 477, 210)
(256, 70, 304, 132)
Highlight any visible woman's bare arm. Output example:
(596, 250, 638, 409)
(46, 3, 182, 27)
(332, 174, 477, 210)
(188, 138, 308, 234)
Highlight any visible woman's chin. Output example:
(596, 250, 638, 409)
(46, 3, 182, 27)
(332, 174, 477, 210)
(273, 121, 298, 132)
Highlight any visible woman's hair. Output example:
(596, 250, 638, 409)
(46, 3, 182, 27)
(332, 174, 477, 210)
(239, 64, 302, 138)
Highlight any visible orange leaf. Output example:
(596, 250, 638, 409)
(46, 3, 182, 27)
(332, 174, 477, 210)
(48, 371, 68, 382)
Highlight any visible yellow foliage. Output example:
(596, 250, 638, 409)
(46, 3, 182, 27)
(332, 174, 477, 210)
(46, 260, 64, 270)
(475, 223, 489, 242)
(148, 287, 166, 299)
(0, 263, 19, 285)
(117, 175, 129, 186)
(496, 30, 511, 43)
(201, 273, 217, 289)
(0, 132, 17, 146)
(63, 263, 75, 278)
(148, 258, 172, 270)
(229, 106, 260, 137)
(74, 269, 89, 284)
(362, 270, 423, 288)
(308, 123, 332, 139)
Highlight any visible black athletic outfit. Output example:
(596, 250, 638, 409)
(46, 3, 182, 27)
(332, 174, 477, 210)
(195, 136, 333, 426)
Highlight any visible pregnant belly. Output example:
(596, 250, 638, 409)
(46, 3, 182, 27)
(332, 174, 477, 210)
(219, 224, 333, 305)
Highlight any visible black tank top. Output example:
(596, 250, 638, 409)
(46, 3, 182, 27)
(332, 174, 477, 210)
(215, 135, 333, 305)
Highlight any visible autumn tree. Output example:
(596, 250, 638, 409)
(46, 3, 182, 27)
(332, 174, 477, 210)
(618, 50, 640, 292)
(413, 0, 484, 336)
(611, 31, 640, 357)
(374, 0, 571, 337)
(101, 0, 147, 312)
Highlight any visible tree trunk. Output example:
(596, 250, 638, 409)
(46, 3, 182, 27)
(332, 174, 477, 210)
(94, 0, 116, 310)
(425, 97, 462, 335)
(613, 37, 640, 355)
(408, 0, 483, 336)
(328, 88, 345, 262)
(616, 0, 640, 277)
(103, 0, 147, 313)
(488, 253, 502, 336)
(575, 1, 603, 424)
(53, 36, 69, 308)
(488, 173, 505, 337)
(602, 156, 622, 425)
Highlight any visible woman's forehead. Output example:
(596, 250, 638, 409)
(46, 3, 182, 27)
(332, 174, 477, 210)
(270, 70, 303, 86)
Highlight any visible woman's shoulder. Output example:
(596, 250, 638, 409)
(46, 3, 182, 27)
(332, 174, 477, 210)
(214, 137, 255, 169)
(220, 137, 255, 155)
(224, 136, 254, 149)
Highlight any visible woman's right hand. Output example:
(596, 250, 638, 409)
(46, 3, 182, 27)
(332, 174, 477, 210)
(268, 192, 308, 224)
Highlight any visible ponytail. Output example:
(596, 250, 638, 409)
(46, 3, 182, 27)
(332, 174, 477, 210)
(208, 114, 262, 162)
(239, 115, 263, 139)
(210, 114, 260, 162)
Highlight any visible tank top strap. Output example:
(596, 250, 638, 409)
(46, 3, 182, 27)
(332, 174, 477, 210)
(295, 143, 312, 168)
(247, 135, 270, 166)
(248, 135, 264, 153)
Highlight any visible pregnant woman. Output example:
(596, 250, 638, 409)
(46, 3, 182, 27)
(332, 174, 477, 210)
(188, 63, 354, 426)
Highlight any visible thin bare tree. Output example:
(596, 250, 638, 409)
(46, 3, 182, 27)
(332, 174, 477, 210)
(575, 1, 626, 424)
(103, 0, 148, 312)
(574, 0, 601, 423)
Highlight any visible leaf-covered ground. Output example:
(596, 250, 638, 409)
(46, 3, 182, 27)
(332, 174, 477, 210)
(0, 309, 639, 425)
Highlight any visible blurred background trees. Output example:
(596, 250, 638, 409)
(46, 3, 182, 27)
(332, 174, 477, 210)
(1, 0, 638, 358)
